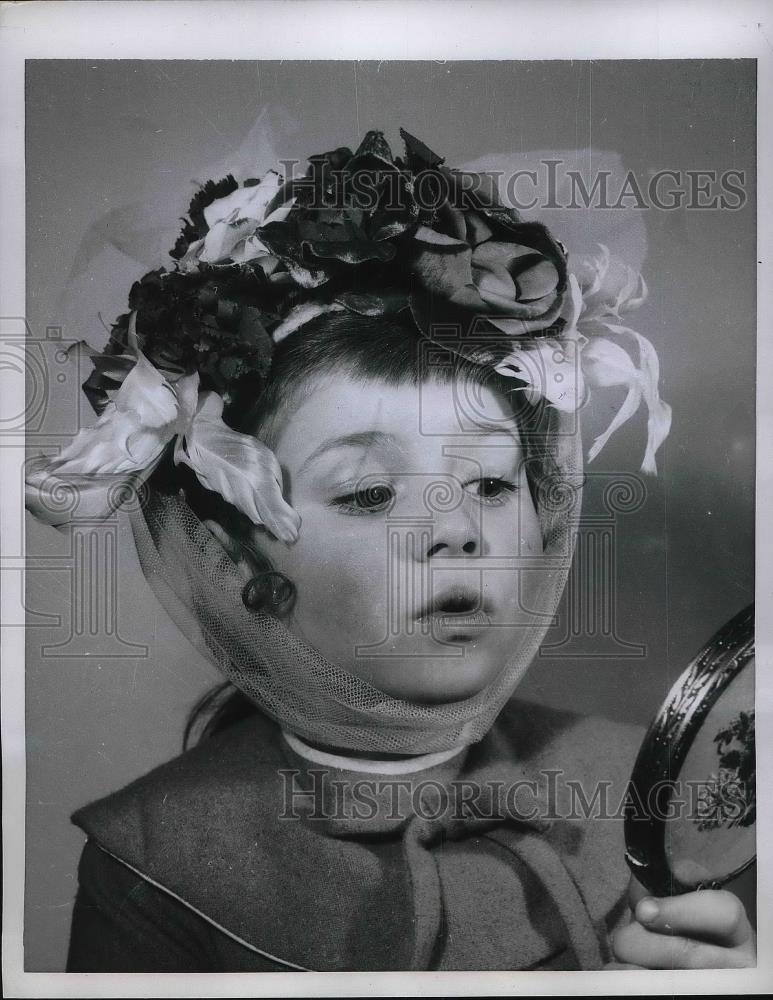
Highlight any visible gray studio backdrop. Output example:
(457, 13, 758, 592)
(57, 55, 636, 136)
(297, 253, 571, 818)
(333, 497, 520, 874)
(24, 60, 755, 970)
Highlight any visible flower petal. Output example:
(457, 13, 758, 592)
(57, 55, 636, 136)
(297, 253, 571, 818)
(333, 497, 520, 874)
(641, 397, 672, 476)
(272, 301, 345, 343)
(413, 224, 468, 247)
(43, 312, 195, 481)
(579, 323, 671, 474)
(471, 240, 537, 270)
(495, 337, 584, 412)
(572, 243, 611, 297)
(486, 306, 564, 337)
(199, 215, 259, 264)
(473, 264, 516, 302)
(171, 372, 201, 430)
(117, 352, 181, 427)
(24, 460, 158, 529)
(624, 274, 648, 313)
(228, 234, 272, 264)
(515, 259, 560, 301)
(603, 322, 672, 473)
(410, 242, 474, 297)
(203, 171, 282, 228)
(174, 390, 301, 543)
(260, 196, 296, 227)
(478, 289, 558, 319)
(580, 336, 638, 389)
(53, 360, 179, 477)
(574, 244, 648, 318)
(586, 381, 644, 465)
(612, 265, 647, 314)
(560, 273, 585, 332)
(465, 210, 493, 247)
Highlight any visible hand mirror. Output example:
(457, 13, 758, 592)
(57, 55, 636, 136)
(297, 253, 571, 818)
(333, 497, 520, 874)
(624, 604, 755, 896)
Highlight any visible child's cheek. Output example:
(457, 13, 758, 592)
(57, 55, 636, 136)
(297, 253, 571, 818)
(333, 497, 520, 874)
(278, 511, 393, 652)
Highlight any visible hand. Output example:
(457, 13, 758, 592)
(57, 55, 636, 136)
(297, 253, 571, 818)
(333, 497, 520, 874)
(610, 875, 756, 969)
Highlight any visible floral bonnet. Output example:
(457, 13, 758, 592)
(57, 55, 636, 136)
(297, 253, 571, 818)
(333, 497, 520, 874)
(24, 128, 671, 754)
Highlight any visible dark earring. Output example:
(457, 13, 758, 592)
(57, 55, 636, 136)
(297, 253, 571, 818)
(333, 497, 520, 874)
(242, 572, 295, 616)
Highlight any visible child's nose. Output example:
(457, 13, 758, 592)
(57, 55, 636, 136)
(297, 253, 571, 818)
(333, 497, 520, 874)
(425, 537, 478, 558)
(419, 509, 487, 560)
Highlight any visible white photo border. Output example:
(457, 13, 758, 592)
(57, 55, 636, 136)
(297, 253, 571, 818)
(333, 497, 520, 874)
(1, 1, 771, 996)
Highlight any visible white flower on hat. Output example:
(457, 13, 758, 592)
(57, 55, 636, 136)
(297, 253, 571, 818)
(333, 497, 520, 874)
(179, 170, 296, 271)
(25, 313, 300, 541)
(494, 249, 672, 475)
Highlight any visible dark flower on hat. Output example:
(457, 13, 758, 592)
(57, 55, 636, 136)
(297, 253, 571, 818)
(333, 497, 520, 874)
(398, 128, 568, 357)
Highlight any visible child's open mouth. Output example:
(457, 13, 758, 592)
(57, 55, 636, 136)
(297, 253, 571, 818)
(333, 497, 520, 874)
(414, 588, 493, 642)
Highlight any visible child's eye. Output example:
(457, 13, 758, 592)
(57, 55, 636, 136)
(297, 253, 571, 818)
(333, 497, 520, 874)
(466, 477, 519, 506)
(329, 482, 395, 515)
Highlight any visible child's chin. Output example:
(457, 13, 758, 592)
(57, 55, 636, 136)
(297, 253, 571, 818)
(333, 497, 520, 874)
(357, 651, 506, 704)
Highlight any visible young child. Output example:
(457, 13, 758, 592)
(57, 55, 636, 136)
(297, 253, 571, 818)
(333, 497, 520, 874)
(27, 129, 755, 972)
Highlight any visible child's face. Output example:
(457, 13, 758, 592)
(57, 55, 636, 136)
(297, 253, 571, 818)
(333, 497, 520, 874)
(255, 373, 545, 703)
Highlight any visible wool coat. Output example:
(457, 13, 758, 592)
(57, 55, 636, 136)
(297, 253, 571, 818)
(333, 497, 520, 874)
(67, 697, 643, 972)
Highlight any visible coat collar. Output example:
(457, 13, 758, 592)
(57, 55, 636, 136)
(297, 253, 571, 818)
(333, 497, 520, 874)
(72, 701, 641, 971)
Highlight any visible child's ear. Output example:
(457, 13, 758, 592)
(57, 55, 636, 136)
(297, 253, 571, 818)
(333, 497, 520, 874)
(203, 518, 253, 583)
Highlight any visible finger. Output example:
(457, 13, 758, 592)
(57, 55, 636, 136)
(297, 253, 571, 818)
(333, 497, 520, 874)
(633, 889, 752, 948)
(627, 874, 651, 910)
(612, 919, 752, 970)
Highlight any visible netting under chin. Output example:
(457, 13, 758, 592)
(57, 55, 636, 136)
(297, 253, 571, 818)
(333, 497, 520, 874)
(129, 415, 583, 756)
